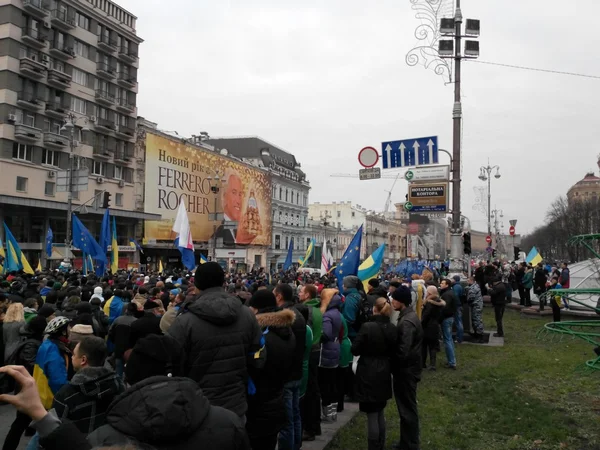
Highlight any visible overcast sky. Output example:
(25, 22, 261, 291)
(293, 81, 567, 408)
(118, 0, 600, 235)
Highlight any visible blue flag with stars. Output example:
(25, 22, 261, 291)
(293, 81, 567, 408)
(72, 215, 107, 263)
(336, 225, 363, 292)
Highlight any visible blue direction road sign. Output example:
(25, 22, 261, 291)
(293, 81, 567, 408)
(381, 136, 438, 169)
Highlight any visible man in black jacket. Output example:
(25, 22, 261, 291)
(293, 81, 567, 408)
(440, 279, 458, 369)
(167, 262, 263, 421)
(487, 276, 507, 337)
(274, 283, 306, 450)
(390, 286, 423, 450)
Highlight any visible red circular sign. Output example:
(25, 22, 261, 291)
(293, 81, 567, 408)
(486, 235, 492, 244)
(509, 226, 515, 236)
(358, 147, 379, 168)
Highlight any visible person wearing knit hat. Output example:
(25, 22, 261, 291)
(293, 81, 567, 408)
(38, 303, 56, 321)
(194, 262, 225, 291)
(390, 284, 423, 450)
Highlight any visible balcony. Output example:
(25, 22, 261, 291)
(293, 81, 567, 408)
(97, 35, 118, 53)
(95, 117, 116, 133)
(115, 124, 135, 139)
(14, 123, 42, 143)
(45, 101, 68, 119)
(21, 27, 47, 49)
(116, 97, 134, 113)
(93, 145, 113, 159)
(95, 90, 115, 106)
(23, 0, 50, 18)
(96, 62, 116, 80)
(19, 57, 46, 80)
(50, 9, 75, 30)
(118, 46, 138, 63)
(46, 68, 71, 90)
(116, 72, 136, 89)
(17, 91, 44, 111)
(113, 149, 130, 163)
(49, 44, 75, 60)
(43, 131, 69, 149)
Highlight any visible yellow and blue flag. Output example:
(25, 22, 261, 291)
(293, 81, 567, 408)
(3, 223, 34, 274)
(97, 209, 111, 276)
(336, 225, 363, 292)
(129, 238, 144, 254)
(298, 239, 315, 268)
(358, 243, 386, 291)
(72, 215, 107, 264)
(199, 254, 207, 265)
(36, 259, 42, 272)
(526, 247, 543, 266)
(111, 217, 119, 273)
(0, 238, 5, 272)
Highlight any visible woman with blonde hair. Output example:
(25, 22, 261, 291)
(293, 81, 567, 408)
(421, 285, 446, 370)
(3, 303, 25, 363)
(351, 297, 397, 450)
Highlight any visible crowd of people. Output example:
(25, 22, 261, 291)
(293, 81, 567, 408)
(0, 258, 572, 450)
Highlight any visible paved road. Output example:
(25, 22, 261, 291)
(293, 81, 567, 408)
(0, 403, 30, 450)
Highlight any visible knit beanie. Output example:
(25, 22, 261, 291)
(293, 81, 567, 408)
(248, 290, 277, 312)
(38, 303, 56, 319)
(27, 315, 48, 339)
(125, 335, 182, 385)
(194, 262, 225, 291)
(392, 286, 412, 306)
(53, 282, 62, 290)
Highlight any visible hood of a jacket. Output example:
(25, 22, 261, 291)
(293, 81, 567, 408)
(23, 307, 37, 315)
(106, 376, 210, 444)
(186, 287, 242, 326)
(71, 366, 123, 398)
(90, 293, 104, 303)
(320, 289, 341, 313)
(256, 309, 295, 340)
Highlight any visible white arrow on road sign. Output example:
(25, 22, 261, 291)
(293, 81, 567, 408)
(427, 139, 435, 164)
(385, 143, 392, 169)
(412, 141, 419, 166)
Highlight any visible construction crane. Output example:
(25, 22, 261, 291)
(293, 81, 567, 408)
(330, 173, 400, 179)
(384, 173, 402, 213)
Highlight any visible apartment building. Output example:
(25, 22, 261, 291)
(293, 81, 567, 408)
(0, 0, 154, 268)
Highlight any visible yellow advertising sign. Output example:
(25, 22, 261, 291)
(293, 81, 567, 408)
(144, 133, 272, 245)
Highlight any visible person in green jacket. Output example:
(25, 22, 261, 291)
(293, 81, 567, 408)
(23, 298, 40, 323)
(522, 266, 534, 307)
(336, 314, 352, 415)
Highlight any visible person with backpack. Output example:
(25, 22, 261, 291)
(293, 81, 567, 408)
(341, 276, 365, 341)
(319, 288, 342, 423)
(451, 276, 465, 344)
(2, 316, 46, 450)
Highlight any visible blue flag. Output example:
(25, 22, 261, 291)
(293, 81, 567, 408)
(336, 225, 363, 292)
(283, 237, 294, 271)
(72, 215, 107, 263)
(45, 227, 53, 258)
(96, 209, 111, 276)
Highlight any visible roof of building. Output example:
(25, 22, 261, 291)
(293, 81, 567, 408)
(206, 136, 298, 169)
(568, 172, 600, 193)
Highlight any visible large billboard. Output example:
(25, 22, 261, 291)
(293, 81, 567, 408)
(144, 133, 272, 246)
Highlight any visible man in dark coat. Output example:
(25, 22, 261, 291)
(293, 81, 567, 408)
(167, 262, 263, 420)
(487, 276, 507, 337)
(127, 300, 162, 350)
(274, 283, 306, 450)
(440, 279, 458, 369)
(107, 302, 137, 378)
(52, 336, 124, 434)
(390, 286, 423, 450)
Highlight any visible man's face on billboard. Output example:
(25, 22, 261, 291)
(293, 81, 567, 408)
(223, 174, 243, 221)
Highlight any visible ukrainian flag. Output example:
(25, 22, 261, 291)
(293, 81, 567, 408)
(298, 239, 315, 268)
(0, 238, 5, 272)
(3, 223, 34, 274)
(526, 247, 543, 266)
(158, 259, 164, 273)
(358, 244, 386, 291)
(200, 254, 207, 265)
(111, 217, 119, 273)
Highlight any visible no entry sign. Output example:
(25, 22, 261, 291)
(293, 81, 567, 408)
(509, 226, 515, 236)
(486, 235, 492, 244)
(358, 147, 379, 168)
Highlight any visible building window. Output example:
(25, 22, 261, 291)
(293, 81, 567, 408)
(92, 160, 106, 176)
(337, 211, 341, 218)
(296, 192, 299, 204)
(275, 234, 281, 250)
(42, 149, 58, 166)
(16, 109, 36, 127)
(351, 212, 356, 218)
(114, 165, 123, 180)
(72, 68, 88, 86)
(16, 176, 28, 192)
(285, 190, 289, 202)
(74, 40, 89, 58)
(71, 96, 86, 114)
(115, 193, 123, 206)
(75, 12, 90, 30)
(13, 143, 33, 161)
(285, 236, 289, 250)
(44, 181, 55, 196)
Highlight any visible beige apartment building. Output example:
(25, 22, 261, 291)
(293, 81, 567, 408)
(0, 0, 154, 269)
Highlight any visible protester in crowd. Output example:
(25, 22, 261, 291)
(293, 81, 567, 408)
(522, 266, 533, 308)
(534, 263, 547, 305)
(366, 279, 388, 308)
(52, 336, 124, 434)
(451, 275, 465, 343)
(548, 277, 563, 323)
(502, 263, 515, 304)
(487, 276, 507, 337)
(559, 262, 570, 309)
(516, 262, 526, 305)
(159, 289, 186, 333)
(466, 277, 485, 343)
(23, 299, 39, 324)
(352, 297, 397, 450)
(127, 300, 162, 350)
(475, 261, 486, 295)
(3, 303, 25, 364)
(68, 324, 94, 346)
(341, 276, 363, 341)
(104, 289, 125, 325)
(421, 285, 446, 370)
(297, 305, 313, 441)
(88, 297, 109, 339)
(390, 286, 423, 450)
(410, 275, 426, 320)
(167, 262, 263, 420)
(439, 279, 458, 369)
(89, 286, 104, 304)
(37, 304, 56, 323)
(336, 309, 352, 415)
(61, 296, 80, 321)
(246, 290, 296, 450)
(319, 288, 343, 422)
(108, 302, 138, 378)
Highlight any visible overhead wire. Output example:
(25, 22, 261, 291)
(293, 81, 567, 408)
(466, 60, 600, 80)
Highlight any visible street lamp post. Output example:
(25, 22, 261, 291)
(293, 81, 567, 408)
(207, 174, 222, 261)
(478, 162, 501, 240)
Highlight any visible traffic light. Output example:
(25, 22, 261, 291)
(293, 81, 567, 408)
(492, 248, 497, 258)
(462, 232, 472, 255)
(514, 246, 520, 261)
(102, 192, 111, 208)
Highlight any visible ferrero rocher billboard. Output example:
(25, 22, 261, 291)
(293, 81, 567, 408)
(144, 132, 272, 246)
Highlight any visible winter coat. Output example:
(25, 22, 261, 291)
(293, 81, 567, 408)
(167, 287, 263, 418)
(107, 315, 136, 359)
(3, 321, 23, 362)
(90, 300, 109, 338)
(342, 288, 362, 339)
(87, 376, 250, 450)
(53, 366, 125, 435)
(351, 315, 397, 404)
(522, 271, 533, 289)
(247, 309, 296, 439)
(104, 296, 124, 325)
(421, 298, 446, 342)
(303, 298, 323, 352)
(534, 269, 548, 292)
(440, 288, 458, 318)
(452, 283, 465, 307)
(392, 307, 423, 381)
(339, 315, 352, 368)
(488, 281, 507, 306)
(560, 268, 570, 288)
(280, 302, 306, 382)
(466, 283, 483, 308)
(127, 312, 162, 350)
(33, 338, 70, 409)
(300, 325, 313, 397)
(159, 304, 181, 333)
(24, 307, 38, 323)
(319, 289, 342, 368)
(61, 304, 78, 321)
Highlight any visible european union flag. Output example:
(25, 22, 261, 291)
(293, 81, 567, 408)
(96, 209, 111, 276)
(336, 225, 363, 292)
(283, 237, 294, 271)
(45, 227, 53, 258)
(72, 215, 107, 263)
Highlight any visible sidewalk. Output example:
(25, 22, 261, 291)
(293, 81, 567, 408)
(302, 403, 359, 450)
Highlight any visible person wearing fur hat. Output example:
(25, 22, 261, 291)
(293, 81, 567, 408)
(421, 286, 446, 370)
(246, 290, 296, 450)
(390, 286, 423, 450)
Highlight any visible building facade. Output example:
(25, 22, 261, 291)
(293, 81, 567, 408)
(0, 0, 151, 268)
(567, 172, 600, 203)
(206, 136, 311, 271)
